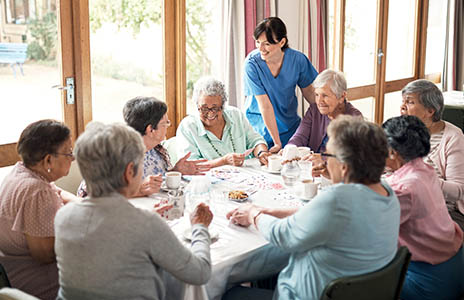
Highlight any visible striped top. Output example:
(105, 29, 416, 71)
(424, 130, 444, 179)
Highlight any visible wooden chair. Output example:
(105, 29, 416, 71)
(320, 246, 411, 300)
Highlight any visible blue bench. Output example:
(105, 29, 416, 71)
(0, 43, 28, 77)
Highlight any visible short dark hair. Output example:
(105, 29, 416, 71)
(328, 115, 388, 184)
(123, 97, 167, 136)
(382, 115, 430, 161)
(253, 17, 289, 50)
(17, 119, 70, 167)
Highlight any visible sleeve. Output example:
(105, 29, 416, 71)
(392, 185, 413, 225)
(13, 186, 61, 237)
(175, 118, 203, 160)
(148, 219, 211, 285)
(257, 192, 338, 252)
(242, 112, 266, 149)
(244, 58, 267, 96)
(440, 133, 464, 203)
(287, 104, 314, 147)
(296, 52, 318, 89)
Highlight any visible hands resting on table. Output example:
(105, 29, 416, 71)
(153, 202, 214, 227)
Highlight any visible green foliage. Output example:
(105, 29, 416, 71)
(90, 0, 162, 34)
(89, 0, 213, 95)
(26, 12, 57, 61)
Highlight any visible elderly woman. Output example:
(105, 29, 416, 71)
(0, 120, 77, 300)
(77, 96, 211, 197)
(383, 115, 464, 300)
(177, 77, 270, 167)
(225, 116, 400, 300)
(55, 122, 213, 299)
(244, 17, 318, 152)
(287, 69, 362, 153)
(400, 79, 464, 230)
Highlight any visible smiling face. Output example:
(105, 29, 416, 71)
(151, 113, 170, 146)
(255, 33, 285, 61)
(315, 84, 344, 116)
(400, 93, 433, 124)
(197, 94, 224, 129)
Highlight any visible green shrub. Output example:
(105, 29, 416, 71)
(27, 12, 57, 61)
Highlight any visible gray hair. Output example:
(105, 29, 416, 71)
(313, 69, 347, 99)
(74, 122, 145, 197)
(401, 79, 444, 122)
(327, 115, 388, 184)
(192, 77, 228, 106)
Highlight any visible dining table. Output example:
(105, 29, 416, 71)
(128, 158, 326, 300)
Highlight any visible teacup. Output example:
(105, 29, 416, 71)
(298, 147, 313, 158)
(165, 171, 182, 189)
(302, 179, 318, 199)
(268, 155, 282, 172)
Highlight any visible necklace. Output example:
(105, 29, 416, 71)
(205, 131, 236, 157)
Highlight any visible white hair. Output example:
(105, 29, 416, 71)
(313, 69, 347, 99)
(192, 77, 228, 106)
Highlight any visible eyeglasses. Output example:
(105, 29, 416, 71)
(320, 152, 337, 159)
(198, 106, 222, 115)
(158, 119, 171, 128)
(54, 152, 74, 159)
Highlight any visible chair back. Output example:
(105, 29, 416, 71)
(320, 246, 411, 300)
(0, 262, 12, 288)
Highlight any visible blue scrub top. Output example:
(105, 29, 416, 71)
(244, 48, 318, 147)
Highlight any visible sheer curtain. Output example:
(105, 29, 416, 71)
(443, 0, 464, 91)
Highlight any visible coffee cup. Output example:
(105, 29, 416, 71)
(298, 147, 313, 158)
(302, 179, 318, 199)
(268, 155, 282, 172)
(165, 171, 182, 189)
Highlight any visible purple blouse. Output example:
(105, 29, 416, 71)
(287, 101, 362, 152)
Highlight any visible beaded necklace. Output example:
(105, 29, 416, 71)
(205, 132, 236, 157)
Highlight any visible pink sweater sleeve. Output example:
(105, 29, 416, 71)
(436, 123, 464, 212)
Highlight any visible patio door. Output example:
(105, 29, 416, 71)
(0, 0, 89, 167)
(331, 0, 426, 123)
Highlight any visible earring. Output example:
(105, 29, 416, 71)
(47, 168, 51, 173)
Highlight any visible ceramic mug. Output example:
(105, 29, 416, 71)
(302, 179, 318, 199)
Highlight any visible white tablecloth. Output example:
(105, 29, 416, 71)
(129, 158, 320, 300)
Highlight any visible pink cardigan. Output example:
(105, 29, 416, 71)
(429, 121, 464, 214)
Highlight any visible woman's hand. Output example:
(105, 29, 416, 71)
(139, 174, 163, 196)
(269, 143, 282, 154)
(190, 203, 214, 227)
(312, 161, 330, 178)
(258, 151, 272, 166)
(174, 152, 212, 175)
(222, 153, 246, 166)
(226, 204, 261, 227)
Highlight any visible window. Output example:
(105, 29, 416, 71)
(4, 0, 35, 24)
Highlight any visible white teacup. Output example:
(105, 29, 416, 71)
(268, 155, 282, 172)
(302, 179, 318, 199)
(298, 147, 313, 158)
(165, 171, 182, 189)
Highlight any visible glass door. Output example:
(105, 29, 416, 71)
(0, 0, 77, 166)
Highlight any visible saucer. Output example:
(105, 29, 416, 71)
(261, 165, 281, 174)
(183, 228, 219, 241)
(161, 181, 186, 192)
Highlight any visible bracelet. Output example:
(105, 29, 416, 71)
(257, 150, 268, 158)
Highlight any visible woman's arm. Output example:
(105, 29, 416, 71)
(301, 84, 315, 104)
(255, 94, 282, 153)
(440, 134, 464, 202)
(25, 234, 55, 264)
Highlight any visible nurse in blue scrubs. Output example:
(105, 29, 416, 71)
(244, 17, 318, 152)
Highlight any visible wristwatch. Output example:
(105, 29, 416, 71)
(257, 150, 268, 158)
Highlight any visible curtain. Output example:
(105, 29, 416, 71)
(307, 0, 328, 73)
(443, 0, 464, 91)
